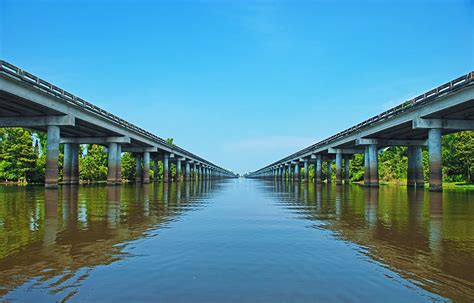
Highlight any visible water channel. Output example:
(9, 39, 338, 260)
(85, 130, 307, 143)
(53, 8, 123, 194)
(0, 179, 473, 302)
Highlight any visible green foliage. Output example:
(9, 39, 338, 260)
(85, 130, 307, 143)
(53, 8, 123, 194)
(349, 154, 364, 182)
(79, 144, 107, 181)
(442, 131, 474, 182)
(378, 146, 408, 182)
(0, 128, 42, 183)
(121, 152, 136, 181)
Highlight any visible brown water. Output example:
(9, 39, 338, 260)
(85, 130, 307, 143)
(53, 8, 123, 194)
(0, 179, 473, 302)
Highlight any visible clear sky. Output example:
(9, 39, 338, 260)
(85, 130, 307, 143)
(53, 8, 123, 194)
(1, 0, 472, 174)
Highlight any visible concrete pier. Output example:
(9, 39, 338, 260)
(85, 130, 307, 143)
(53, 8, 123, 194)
(344, 157, 350, 183)
(143, 151, 150, 184)
(193, 163, 197, 180)
(107, 142, 118, 185)
(116, 144, 122, 184)
(414, 146, 424, 188)
(176, 159, 182, 182)
(153, 158, 159, 182)
(62, 143, 72, 184)
(428, 128, 442, 191)
(364, 146, 370, 186)
(316, 156, 322, 183)
(335, 151, 342, 185)
(294, 163, 300, 181)
(163, 154, 169, 182)
(326, 160, 332, 183)
(407, 146, 416, 187)
(135, 154, 142, 183)
(368, 144, 379, 187)
(71, 144, 79, 185)
(304, 160, 309, 182)
(185, 161, 191, 181)
(45, 125, 60, 189)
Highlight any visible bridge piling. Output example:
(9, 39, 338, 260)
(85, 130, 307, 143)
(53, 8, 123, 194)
(135, 154, 142, 183)
(316, 156, 322, 183)
(163, 154, 169, 182)
(428, 128, 442, 192)
(116, 144, 122, 184)
(414, 146, 424, 188)
(176, 159, 182, 182)
(327, 160, 332, 183)
(71, 144, 79, 185)
(62, 143, 72, 185)
(344, 157, 350, 183)
(364, 146, 370, 186)
(407, 146, 416, 187)
(45, 125, 60, 189)
(294, 163, 300, 181)
(185, 161, 191, 181)
(336, 151, 342, 185)
(143, 152, 150, 184)
(304, 160, 309, 182)
(107, 143, 118, 185)
(368, 144, 379, 187)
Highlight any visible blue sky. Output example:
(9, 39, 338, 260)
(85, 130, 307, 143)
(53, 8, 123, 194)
(1, 0, 472, 174)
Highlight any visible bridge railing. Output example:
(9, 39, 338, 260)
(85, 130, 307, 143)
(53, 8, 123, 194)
(256, 71, 474, 172)
(0, 60, 230, 172)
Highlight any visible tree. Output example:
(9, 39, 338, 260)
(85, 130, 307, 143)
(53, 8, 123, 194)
(0, 128, 39, 183)
(79, 144, 107, 182)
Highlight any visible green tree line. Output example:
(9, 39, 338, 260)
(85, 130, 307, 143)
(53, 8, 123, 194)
(0, 128, 472, 184)
(0, 128, 178, 184)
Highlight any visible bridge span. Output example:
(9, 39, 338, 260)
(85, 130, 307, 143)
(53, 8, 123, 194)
(0, 60, 236, 188)
(247, 72, 474, 191)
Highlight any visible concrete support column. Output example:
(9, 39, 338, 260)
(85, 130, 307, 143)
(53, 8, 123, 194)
(153, 158, 159, 182)
(326, 160, 332, 183)
(116, 144, 122, 184)
(185, 161, 191, 181)
(62, 143, 72, 185)
(304, 160, 309, 182)
(344, 157, 350, 183)
(364, 146, 370, 186)
(71, 144, 79, 185)
(163, 154, 169, 183)
(193, 163, 197, 180)
(415, 146, 424, 188)
(335, 151, 342, 185)
(45, 125, 60, 189)
(143, 152, 150, 184)
(294, 163, 300, 181)
(176, 160, 182, 182)
(428, 128, 442, 191)
(107, 142, 118, 185)
(135, 154, 142, 183)
(368, 144, 379, 187)
(316, 156, 322, 183)
(198, 166, 202, 179)
(407, 146, 416, 187)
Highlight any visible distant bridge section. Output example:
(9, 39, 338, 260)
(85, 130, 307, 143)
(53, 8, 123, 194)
(0, 60, 237, 188)
(246, 72, 474, 191)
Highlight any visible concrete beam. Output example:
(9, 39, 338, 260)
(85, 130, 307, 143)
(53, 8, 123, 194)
(356, 138, 428, 146)
(121, 146, 157, 153)
(412, 118, 474, 130)
(328, 147, 365, 154)
(0, 115, 75, 127)
(60, 136, 131, 144)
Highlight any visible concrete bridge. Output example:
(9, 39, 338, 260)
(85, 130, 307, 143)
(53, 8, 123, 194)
(0, 60, 236, 188)
(247, 72, 474, 191)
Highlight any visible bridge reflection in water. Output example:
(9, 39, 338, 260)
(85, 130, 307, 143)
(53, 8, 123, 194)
(265, 181, 474, 301)
(0, 181, 217, 300)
